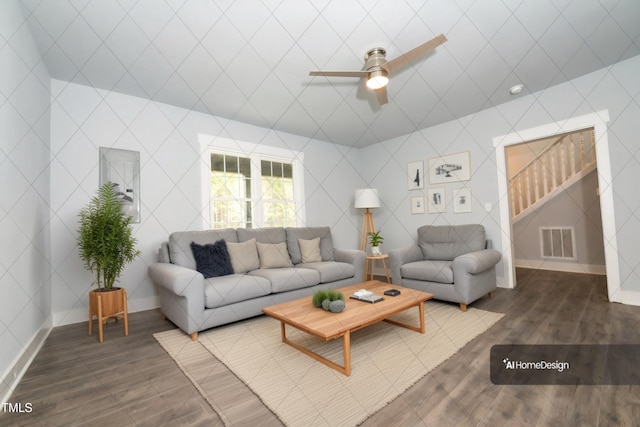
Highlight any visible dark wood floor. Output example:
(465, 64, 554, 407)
(3, 269, 640, 426)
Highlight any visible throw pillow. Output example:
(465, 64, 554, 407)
(298, 237, 322, 263)
(226, 238, 260, 273)
(190, 240, 234, 278)
(256, 242, 294, 269)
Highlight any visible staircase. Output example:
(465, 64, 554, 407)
(509, 129, 597, 222)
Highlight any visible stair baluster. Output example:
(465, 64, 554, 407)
(509, 130, 597, 221)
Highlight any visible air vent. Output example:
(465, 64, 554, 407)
(540, 227, 576, 259)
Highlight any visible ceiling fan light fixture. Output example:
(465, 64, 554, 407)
(366, 68, 389, 89)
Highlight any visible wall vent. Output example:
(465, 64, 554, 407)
(540, 227, 576, 260)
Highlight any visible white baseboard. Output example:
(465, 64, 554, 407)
(496, 276, 509, 288)
(0, 316, 52, 404)
(610, 289, 640, 306)
(514, 259, 607, 275)
(53, 295, 160, 326)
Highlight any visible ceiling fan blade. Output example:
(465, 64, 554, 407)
(375, 87, 388, 105)
(384, 34, 447, 74)
(309, 70, 368, 78)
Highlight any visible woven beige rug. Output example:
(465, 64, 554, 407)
(155, 301, 503, 426)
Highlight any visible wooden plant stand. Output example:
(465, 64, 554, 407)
(88, 287, 128, 343)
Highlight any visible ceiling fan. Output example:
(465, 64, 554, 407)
(309, 34, 447, 106)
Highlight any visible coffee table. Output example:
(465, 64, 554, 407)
(262, 280, 433, 376)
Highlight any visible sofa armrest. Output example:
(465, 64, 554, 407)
(334, 248, 366, 283)
(453, 249, 502, 275)
(388, 245, 423, 285)
(148, 262, 204, 296)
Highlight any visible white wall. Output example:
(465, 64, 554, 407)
(49, 80, 362, 325)
(360, 54, 640, 297)
(0, 0, 52, 401)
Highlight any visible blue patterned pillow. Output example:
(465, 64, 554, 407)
(190, 240, 234, 278)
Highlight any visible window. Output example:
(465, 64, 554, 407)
(210, 154, 252, 228)
(540, 226, 576, 259)
(209, 151, 302, 229)
(260, 160, 296, 227)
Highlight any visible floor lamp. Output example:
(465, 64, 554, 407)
(355, 188, 380, 251)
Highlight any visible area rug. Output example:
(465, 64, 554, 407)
(154, 301, 503, 426)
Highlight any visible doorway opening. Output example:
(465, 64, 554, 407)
(493, 110, 620, 302)
(505, 129, 605, 275)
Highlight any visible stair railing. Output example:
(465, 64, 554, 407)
(509, 130, 596, 218)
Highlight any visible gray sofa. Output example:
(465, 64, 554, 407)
(148, 226, 364, 340)
(389, 224, 501, 311)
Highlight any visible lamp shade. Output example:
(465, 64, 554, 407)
(355, 188, 380, 209)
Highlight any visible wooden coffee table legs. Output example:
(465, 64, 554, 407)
(384, 301, 425, 333)
(281, 322, 352, 376)
(279, 301, 425, 376)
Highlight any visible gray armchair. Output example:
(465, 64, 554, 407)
(388, 224, 501, 311)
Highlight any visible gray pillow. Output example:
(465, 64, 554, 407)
(285, 227, 334, 264)
(299, 238, 322, 263)
(256, 242, 294, 269)
(226, 238, 260, 273)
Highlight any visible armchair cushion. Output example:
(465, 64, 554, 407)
(454, 249, 502, 274)
(418, 224, 486, 261)
(401, 260, 454, 284)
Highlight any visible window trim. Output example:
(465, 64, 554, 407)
(200, 135, 305, 229)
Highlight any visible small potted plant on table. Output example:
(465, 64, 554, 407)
(78, 182, 141, 342)
(368, 230, 384, 255)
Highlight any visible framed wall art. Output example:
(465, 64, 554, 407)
(411, 196, 425, 214)
(453, 187, 472, 213)
(407, 161, 424, 190)
(427, 188, 446, 213)
(99, 147, 140, 223)
(428, 151, 471, 184)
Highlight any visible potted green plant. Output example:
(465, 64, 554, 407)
(312, 290, 345, 313)
(368, 230, 384, 255)
(78, 182, 141, 342)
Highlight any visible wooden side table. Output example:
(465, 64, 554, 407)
(365, 254, 391, 283)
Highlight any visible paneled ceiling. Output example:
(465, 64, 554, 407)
(17, 0, 640, 147)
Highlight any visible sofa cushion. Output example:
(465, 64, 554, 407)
(296, 261, 354, 283)
(204, 274, 271, 309)
(418, 224, 485, 261)
(401, 260, 454, 284)
(226, 238, 260, 273)
(256, 242, 294, 268)
(286, 227, 335, 264)
(237, 227, 286, 244)
(249, 267, 320, 293)
(299, 238, 322, 263)
(190, 240, 234, 278)
(169, 229, 238, 270)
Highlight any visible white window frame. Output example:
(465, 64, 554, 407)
(200, 135, 305, 229)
